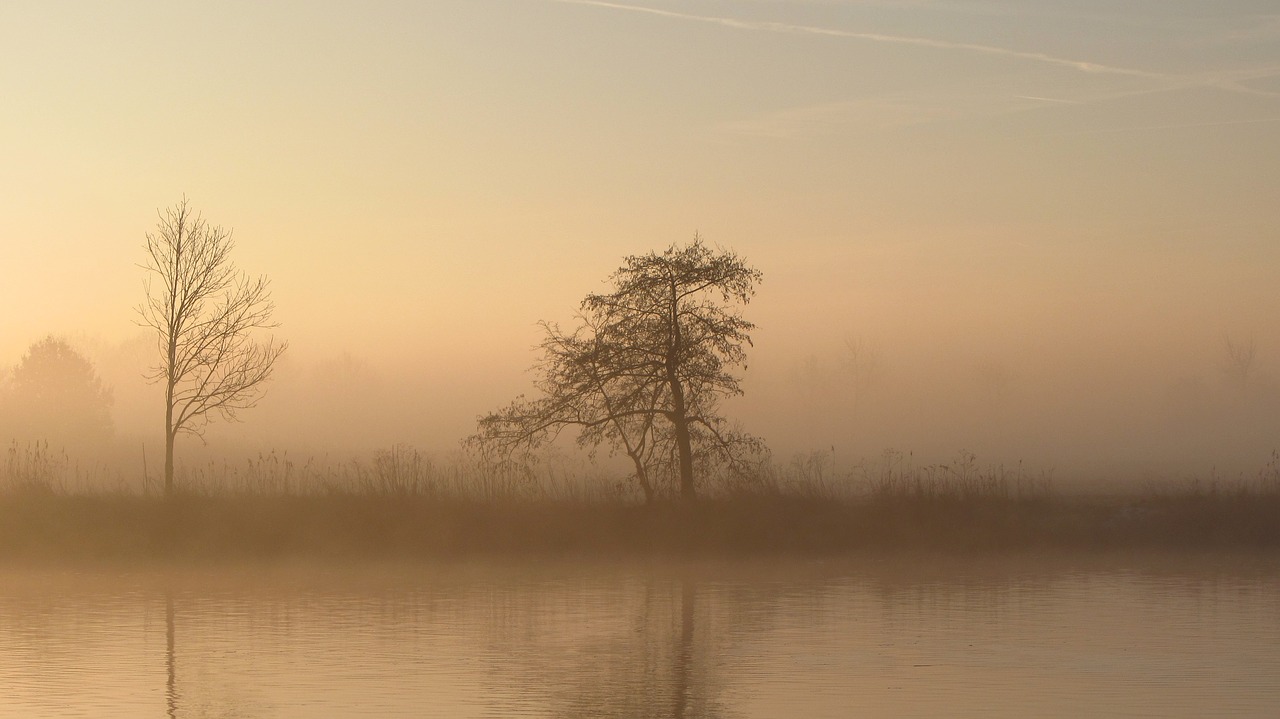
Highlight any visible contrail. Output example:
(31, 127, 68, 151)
(550, 0, 1166, 79)
(1014, 95, 1080, 104)
(1058, 116, 1280, 135)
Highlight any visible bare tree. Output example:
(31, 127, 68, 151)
(472, 238, 766, 501)
(840, 335, 882, 413)
(137, 198, 286, 495)
(1222, 334, 1257, 393)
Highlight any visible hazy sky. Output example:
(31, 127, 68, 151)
(2, 1, 1278, 471)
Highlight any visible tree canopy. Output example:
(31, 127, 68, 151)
(473, 238, 766, 501)
(0, 336, 113, 447)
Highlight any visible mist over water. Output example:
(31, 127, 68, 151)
(3, 3, 1280, 717)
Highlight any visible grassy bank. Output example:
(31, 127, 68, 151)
(1, 490, 1277, 561)
(3, 442, 1277, 560)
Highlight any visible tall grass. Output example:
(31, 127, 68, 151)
(862, 449, 1054, 502)
(5, 439, 1279, 505)
(740, 448, 1055, 502)
(2, 440, 66, 494)
(149, 444, 627, 502)
(1, 439, 1278, 560)
(1, 440, 123, 495)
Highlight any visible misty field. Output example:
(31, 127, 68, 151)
(2, 441, 1277, 561)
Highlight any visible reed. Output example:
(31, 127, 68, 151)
(0, 441, 1276, 560)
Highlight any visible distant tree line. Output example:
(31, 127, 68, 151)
(0, 335, 113, 448)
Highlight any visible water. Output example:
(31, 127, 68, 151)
(1, 554, 1278, 718)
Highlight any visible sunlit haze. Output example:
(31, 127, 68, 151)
(3, 0, 1278, 481)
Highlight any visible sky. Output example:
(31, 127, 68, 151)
(2, 0, 1278, 479)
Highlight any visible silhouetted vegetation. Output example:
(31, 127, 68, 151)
(0, 336, 113, 447)
(0, 442, 1277, 561)
(137, 197, 286, 495)
(472, 238, 768, 502)
(0, 220, 1270, 562)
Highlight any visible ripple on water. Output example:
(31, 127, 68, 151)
(0, 555, 1278, 719)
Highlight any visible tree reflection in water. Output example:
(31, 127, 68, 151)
(672, 577, 695, 719)
(6, 558, 1277, 717)
(166, 592, 176, 719)
(467, 569, 752, 719)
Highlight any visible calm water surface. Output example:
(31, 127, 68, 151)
(1, 553, 1278, 718)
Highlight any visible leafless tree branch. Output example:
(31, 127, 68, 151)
(136, 197, 287, 494)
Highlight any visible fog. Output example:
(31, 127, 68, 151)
(3, 0, 1278, 491)
(3, 233, 1275, 492)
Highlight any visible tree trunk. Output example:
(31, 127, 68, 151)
(630, 455, 655, 505)
(164, 384, 175, 496)
(164, 428, 174, 496)
(668, 379, 696, 501)
(667, 282, 696, 502)
(164, 330, 177, 496)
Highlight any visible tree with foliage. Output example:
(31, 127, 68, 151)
(473, 238, 766, 502)
(137, 198, 286, 495)
(0, 336, 113, 447)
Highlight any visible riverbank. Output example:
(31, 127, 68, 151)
(1, 490, 1276, 561)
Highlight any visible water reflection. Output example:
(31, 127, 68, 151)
(166, 592, 175, 719)
(674, 578, 695, 719)
(455, 572, 731, 718)
(521, 575, 727, 719)
(0, 555, 1278, 718)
